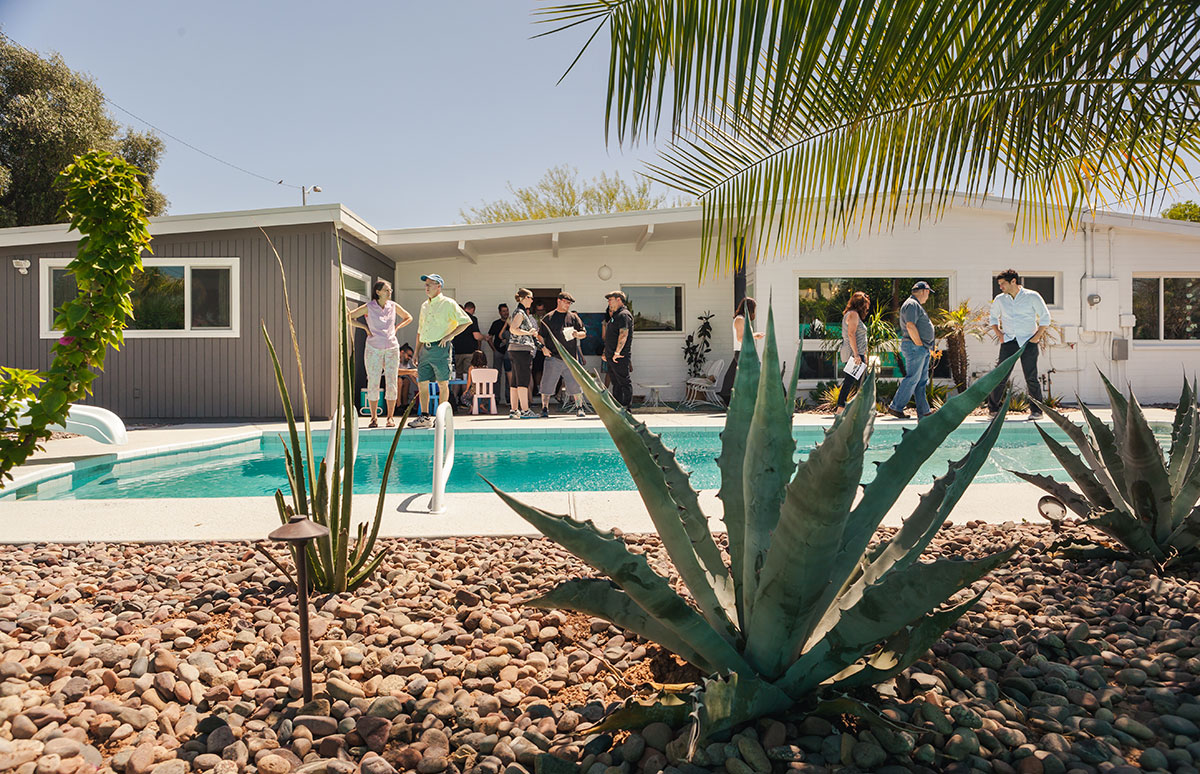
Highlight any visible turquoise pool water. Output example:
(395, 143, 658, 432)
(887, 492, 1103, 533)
(13, 422, 1166, 501)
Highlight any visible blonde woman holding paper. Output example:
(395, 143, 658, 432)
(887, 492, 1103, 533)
(836, 291, 871, 414)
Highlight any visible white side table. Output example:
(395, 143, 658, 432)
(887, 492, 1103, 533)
(639, 384, 671, 408)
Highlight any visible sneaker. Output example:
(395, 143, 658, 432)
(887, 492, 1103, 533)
(576, 405, 586, 418)
(521, 409, 538, 419)
(882, 406, 909, 419)
(1029, 411, 1044, 420)
(508, 409, 519, 419)
(540, 407, 549, 418)
(407, 415, 433, 429)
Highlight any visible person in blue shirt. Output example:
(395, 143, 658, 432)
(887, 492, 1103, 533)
(883, 281, 937, 419)
(986, 269, 1052, 419)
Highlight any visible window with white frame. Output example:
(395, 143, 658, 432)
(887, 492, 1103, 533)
(342, 266, 370, 302)
(622, 285, 684, 332)
(991, 272, 1059, 307)
(796, 276, 951, 379)
(1133, 275, 1200, 341)
(41, 257, 240, 338)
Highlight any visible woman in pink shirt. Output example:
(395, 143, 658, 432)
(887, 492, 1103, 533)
(348, 280, 413, 427)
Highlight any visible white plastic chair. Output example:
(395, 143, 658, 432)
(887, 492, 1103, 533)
(682, 358, 727, 408)
(470, 368, 499, 415)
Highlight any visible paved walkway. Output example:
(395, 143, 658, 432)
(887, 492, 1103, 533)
(1, 407, 1173, 544)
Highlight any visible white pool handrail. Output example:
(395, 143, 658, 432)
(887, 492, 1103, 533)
(430, 400, 455, 514)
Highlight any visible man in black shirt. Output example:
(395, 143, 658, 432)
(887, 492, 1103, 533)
(603, 290, 634, 409)
(537, 292, 588, 418)
(452, 301, 483, 404)
(486, 303, 512, 403)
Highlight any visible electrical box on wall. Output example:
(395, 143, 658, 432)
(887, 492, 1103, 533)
(1112, 338, 1129, 361)
(1083, 278, 1120, 332)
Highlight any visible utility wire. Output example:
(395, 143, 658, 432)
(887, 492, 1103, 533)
(104, 98, 300, 189)
(5, 35, 299, 190)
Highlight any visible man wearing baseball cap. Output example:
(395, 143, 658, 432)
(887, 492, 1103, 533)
(409, 274, 472, 428)
(883, 281, 936, 420)
(603, 290, 634, 409)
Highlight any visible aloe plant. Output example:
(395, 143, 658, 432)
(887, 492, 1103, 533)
(489, 309, 1021, 738)
(256, 234, 401, 593)
(1013, 375, 1200, 566)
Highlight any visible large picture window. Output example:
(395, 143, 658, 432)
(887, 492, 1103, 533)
(796, 276, 951, 379)
(992, 273, 1058, 307)
(1133, 276, 1200, 341)
(41, 257, 240, 338)
(622, 285, 684, 332)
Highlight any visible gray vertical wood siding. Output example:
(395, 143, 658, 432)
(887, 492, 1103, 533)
(0, 223, 392, 421)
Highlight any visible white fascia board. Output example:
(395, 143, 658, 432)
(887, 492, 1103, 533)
(377, 206, 703, 246)
(0, 203, 379, 249)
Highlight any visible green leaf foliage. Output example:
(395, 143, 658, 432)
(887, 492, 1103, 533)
(1, 150, 150, 485)
(0, 35, 167, 226)
(538, 2, 1200, 276)
(1021, 374, 1200, 566)
(493, 302, 1018, 738)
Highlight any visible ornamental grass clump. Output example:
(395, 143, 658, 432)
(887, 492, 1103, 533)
(488, 309, 1022, 739)
(257, 234, 403, 593)
(1014, 374, 1200, 567)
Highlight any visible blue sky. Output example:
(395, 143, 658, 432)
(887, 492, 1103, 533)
(3, 2, 1194, 227)
(1, 1, 660, 228)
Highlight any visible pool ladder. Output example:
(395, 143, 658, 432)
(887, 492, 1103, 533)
(430, 401, 455, 514)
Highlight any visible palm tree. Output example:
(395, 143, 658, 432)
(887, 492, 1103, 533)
(538, 2, 1200, 276)
(934, 301, 990, 393)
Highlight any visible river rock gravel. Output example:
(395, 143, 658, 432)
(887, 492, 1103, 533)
(0, 523, 1198, 774)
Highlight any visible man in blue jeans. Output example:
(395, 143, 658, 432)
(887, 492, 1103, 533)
(884, 281, 936, 419)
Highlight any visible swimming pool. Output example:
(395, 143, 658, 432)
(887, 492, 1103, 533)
(11, 422, 1166, 501)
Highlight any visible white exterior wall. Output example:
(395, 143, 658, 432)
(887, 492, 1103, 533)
(753, 207, 1200, 405)
(395, 238, 734, 400)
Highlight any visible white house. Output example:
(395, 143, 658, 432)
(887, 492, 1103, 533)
(376, 200, 1200, 405)
(3, 198, 1196, 421)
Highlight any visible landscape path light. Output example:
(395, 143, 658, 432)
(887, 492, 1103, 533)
(269, 515, 330, 704)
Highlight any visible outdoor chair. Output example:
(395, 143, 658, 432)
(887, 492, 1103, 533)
(681, 358, 727, 409)
(470, 368, 498, 415)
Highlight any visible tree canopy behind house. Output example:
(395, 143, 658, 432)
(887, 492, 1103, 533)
(1162, 201, 1200, 223)
(459, 164, 684, 224)
(0, 34, 168, 227)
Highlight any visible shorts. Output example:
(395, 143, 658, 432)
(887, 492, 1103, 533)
(417, 342, 452, 382)
(511, 350, 533, 389)
(540, 356, 581, 396)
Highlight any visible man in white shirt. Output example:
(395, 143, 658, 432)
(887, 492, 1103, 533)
(987, 269, 1052, 419)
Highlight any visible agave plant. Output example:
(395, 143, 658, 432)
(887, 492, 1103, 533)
(488, 310, 1021, 738)
(256, 234, 403, 593)
(1013, 375, 1200, 566)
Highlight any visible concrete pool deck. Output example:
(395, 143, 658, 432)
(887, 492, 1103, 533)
(1, 407, 1175, 544)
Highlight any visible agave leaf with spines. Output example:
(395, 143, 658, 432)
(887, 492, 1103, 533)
(1019, 372, 1200, 566)
(493, 302, 1019, 738)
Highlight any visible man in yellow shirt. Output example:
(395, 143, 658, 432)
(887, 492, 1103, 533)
(409, 274, 472, 428)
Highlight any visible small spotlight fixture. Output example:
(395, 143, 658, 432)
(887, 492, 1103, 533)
(302, 185, 323, 206)
(12, 259, 30, 275)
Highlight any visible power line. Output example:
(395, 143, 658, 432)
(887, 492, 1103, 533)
(5, 35, 300, 190)
(104, 98, 300, 190)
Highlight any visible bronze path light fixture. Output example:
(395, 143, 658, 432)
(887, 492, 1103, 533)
(270, 515, 330, 703)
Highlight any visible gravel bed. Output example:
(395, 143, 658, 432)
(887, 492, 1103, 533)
(1, 523, 1198, 774)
